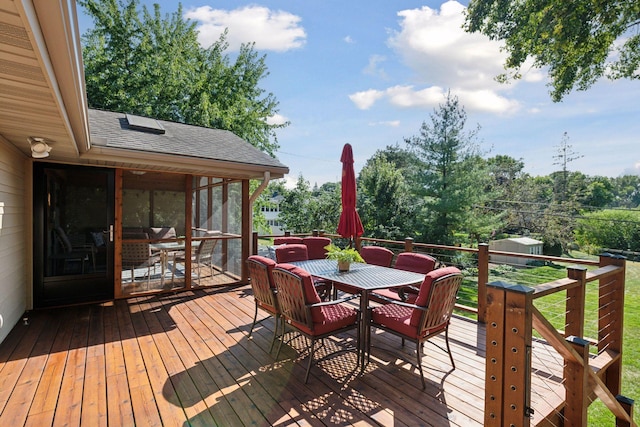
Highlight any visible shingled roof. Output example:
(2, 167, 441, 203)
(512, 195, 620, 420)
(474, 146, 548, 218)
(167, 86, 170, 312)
(85, 109, 288, 179)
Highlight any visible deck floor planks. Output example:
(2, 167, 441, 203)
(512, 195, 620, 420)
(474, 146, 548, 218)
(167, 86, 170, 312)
(81, 304, 108, 427)
(114, 297, 163, 427)
(174, 293, 302, 426)
(102, 301, 136, 427)
(130, 297, 198, 427)
(211, 287, 402, 426)
(156, 299, 265, 425)
(24, 308, 76, 426)
(0, 284, 570, 426)
(134, 295, 219, 426)
(185, 290, 332, 426)
(52, 305, 91, 427)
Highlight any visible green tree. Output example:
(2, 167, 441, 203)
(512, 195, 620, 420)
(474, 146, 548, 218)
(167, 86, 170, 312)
(79, 0, 286, 154)
(277, 177, 340, 233)
(405, 92, 492, 245)
(576, 209, 640, 251)
(611, 175, 640, 207)
(464, 0, 640, 101)
(358, 151, 418, 240)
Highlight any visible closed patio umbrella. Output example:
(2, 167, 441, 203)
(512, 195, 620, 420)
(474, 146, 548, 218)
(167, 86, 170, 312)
(336, 143, 364, 245)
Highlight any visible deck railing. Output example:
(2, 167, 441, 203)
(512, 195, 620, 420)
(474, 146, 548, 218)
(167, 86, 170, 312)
(252, 231, 636, 426)
(252, 231, 599, 322)
(485, 254, 635, 426)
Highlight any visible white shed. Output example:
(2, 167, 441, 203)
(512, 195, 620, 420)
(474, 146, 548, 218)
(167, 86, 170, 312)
(489, 237, 544, 266)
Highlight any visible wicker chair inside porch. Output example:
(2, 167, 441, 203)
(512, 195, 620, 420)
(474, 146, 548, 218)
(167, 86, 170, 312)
(172, 237, 219, 283)
(272, 263, 360, 383)
(368, 266, 463, 389)
(122, 241, 161, 290)
(246, 255, 280, 351)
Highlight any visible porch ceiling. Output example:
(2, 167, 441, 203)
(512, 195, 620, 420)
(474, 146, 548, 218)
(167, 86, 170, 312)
(0, 0, 89, 161)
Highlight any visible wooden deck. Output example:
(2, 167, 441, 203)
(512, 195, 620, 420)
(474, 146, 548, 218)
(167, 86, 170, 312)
(0, 284, 553, 426)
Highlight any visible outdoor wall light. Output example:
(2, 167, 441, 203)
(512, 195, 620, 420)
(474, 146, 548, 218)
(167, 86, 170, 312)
(28, 137, 52, 158)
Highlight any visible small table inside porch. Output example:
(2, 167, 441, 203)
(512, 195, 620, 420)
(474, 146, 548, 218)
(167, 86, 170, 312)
(289, 259, 425, 369)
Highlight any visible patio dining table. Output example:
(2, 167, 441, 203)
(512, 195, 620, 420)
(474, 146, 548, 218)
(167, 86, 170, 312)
(289, 259, 425, 369)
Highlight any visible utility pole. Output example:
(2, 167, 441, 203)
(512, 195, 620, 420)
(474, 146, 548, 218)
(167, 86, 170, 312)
(552, 132, 583, 201)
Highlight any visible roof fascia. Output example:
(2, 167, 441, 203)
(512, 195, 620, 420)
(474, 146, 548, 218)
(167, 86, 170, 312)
(80, 145, 288, 179)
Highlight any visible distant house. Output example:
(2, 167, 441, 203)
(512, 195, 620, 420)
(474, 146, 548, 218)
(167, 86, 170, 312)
(489, 237, 544, 266)
(0, 1, 288, 345)
(260, 194, 285, 234)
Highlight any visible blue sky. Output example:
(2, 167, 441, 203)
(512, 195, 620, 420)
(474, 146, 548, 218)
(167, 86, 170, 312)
(78, 0, 640, 187)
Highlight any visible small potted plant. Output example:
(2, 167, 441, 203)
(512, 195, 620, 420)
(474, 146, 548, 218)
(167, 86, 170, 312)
(324, 244, 365, 272)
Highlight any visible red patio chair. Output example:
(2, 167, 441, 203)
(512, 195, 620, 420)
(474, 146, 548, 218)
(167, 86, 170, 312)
(372, 252, 439, 302)
(246, 255, 280, 351)
(359, 246, 394, 267)
(272, 263, 360, 383)
(273, 236, 304, 245)
(275, 244, 309, 263)
(275, 244, 332, 300)
(368, 266, 463, 389)
(302, 236, 332, 260)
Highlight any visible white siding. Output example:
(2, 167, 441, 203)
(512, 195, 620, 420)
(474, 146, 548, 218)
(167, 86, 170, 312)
(0, 142, 27, 344)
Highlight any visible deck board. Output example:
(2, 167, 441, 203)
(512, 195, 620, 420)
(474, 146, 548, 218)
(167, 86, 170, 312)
(0, 284, 567, 426)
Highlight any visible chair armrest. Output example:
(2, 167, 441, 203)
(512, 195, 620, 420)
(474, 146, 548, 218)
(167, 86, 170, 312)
(367, 294, 427, 312)
(397, 285, 419, 301)
(309, 293, 359, 308)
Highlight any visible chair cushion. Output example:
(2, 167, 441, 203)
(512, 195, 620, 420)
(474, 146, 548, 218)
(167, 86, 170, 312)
(394, 252, 437, 274)
(410, 266, 462, 327)
(275, 244, 309, 263)
(302, 237, 331, 260)
(273, 236, 304, 245)
(291, 303, 357, 336)
(371, 303, 417, 338)
(360, 246, 394, 267)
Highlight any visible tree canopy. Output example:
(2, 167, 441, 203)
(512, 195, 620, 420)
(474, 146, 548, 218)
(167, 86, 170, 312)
(464, 0, 640, 101)
(79, 0, 286, 155)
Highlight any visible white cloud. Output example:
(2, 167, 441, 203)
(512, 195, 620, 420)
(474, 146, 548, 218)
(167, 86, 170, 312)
(344, 35, 355, 44)
(348, 89, 385, 110)
(350, 85, 519, 114)
(184, 5, 306, 52)
(364, 54, 388, 79)
(266, 113, 289, 125)
(369, 120, 401, 127)
(389, 1, 507, 90)
(349, 1, 528, 114)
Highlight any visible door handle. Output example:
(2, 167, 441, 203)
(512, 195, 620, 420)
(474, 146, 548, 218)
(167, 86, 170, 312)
(104, 225, 114, 242)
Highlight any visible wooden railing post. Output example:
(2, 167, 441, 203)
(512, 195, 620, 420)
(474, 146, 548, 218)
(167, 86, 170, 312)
(485, 281, 534, 427)
(404, 237, 414, 252)
(564, 336, 590, 426)
(477, 243, 489, 323)
(616, 395, 635, 427)
(598, 253, 626, 396)
(565, 266, 587, 339)
(252, 231, 258, 255)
